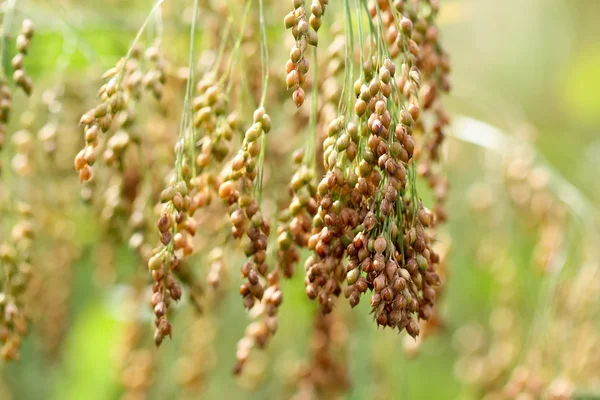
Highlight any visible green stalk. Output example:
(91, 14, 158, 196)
(304, 46, 319, 170)
(255, 0, 269, 204)
(115, 0, 165, 88)
(0, 0, 17, 79)
(179, 0, 200, 180)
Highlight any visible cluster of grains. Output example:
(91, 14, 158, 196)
(454, 258, 600, 400)
(503, 154, 566, 271)
(10, 127, 34, 177)
(318, 32, 345, 128)
(457, 148, 600, 400)
(304, 115, 363, 314)
(292, 312, 349, 400)
(114, 291, 156, 400)
(147, 180, 190, 346)
(128, 184, 155, 263)
(368, 0, 406, 58)
(74, 44, 158, 182)
(303, 54, 442, 337)
(12, 19, 34, 96)
(193, 74, 238, 173)
(408, 0, 452, 221)
(217, 107, 284, 374)
(143, 70, 241, 348)
(27, 242, 76, 357)
(276, 149, 318, 278)
(142, 45, 168, 100)
(0, 203, 34, 361)
(175, 317, 217, 394)
(284, 0, 328, 107)
(219, 107, 272, 310)
(207, 247, 228, 290)
(37, 89, 62, 158)
(453, 307, 520, 393)
(74, 59, 132, 182)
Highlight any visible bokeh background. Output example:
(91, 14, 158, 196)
(1, 0, 599, 399)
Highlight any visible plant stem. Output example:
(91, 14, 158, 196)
(255, 0, 269, 204)
(0, 0, 17, 79)
(176, 0, 200, 181)
(304, 46, 318, 170)
(115, 0, 165, 88)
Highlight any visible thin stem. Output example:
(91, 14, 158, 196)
(176, 0, 200, 181)
(361, 0, 378, 60)
(373, 0, 390, 61)
(222, 0, 253, 89)
(338, 2, 350, 115)
(344, 0, 354, 113)
(304, 46, 319, 169)
(258, 0, 269, 107)
(212, 18, 233, 73)
(115, 0, 165, 87)
(255, 0, 270, 204)
(355, 0, 364, 71)
(0, 0, 17, 79)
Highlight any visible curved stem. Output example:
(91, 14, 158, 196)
(115, 0, 165, 87)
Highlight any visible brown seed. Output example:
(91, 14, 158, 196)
(286, 70, 299, 89)
(400, 17, 413, 35)
(374, 236, 387, 254)
(154, 302, 166, 318)
(78, 164, 92, 182)
(160, 231, 172, 245)
(218, 180, 236, 199)
(408, 103, 420, 121)
(292, 88, 305, 107)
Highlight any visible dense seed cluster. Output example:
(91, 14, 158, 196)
(64, 0, 453, 378)
(410, 0, 451, 222)
(74, 60, 132, 182)
(147, 180, 190, 346)
(74, 44, 166, 183)
(193, 75, 238, 171)
(37, 91, 61, 158)
(0, 203, 34, 361)
(219, 107, 273, 309)
(304, 47, 442, 334)
(284, 0, 328, 107)
(318, 33, 345, 127)
(292, 312, 349, 399)
(215, 107, 285, 374)
(277, 150, 318, 278)
(114, 291, 155, 399)
(176, 317, 217, 393)
(143, 45, 168, 100)
(12, 19, 34, 96)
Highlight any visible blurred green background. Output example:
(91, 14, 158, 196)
(1, 0, 600, 399)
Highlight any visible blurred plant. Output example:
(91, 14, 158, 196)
(451, 118, 600, 400)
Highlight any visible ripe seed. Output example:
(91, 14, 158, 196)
(286, 70, 299, 89)
(284, 12, 296, 28)
(293, 88, 305, 107)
